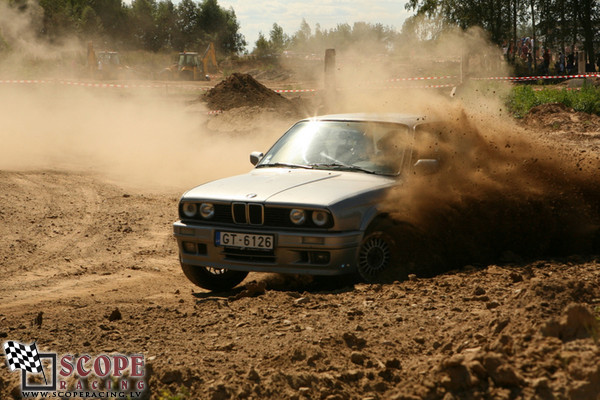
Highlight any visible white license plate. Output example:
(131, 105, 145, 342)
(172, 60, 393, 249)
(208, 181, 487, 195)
(216, 231, 274, 250)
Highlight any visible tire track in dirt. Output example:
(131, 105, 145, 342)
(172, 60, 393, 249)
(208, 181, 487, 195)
(0, 170, 180, 310)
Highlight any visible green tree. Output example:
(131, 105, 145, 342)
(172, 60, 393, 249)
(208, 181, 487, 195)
(80, 5, 102, 38)
(198, 0, 246, 54)
(94, 0, 128, 45)
(291, 18, 312, 51)
(253, 32, 271, 57)
(269, 23, 288, 53)
(219, 7, 246, 54)
(155, 0, 177, 50)
(130, 0, 159, 51)
(38, 0, 76, 40)
(174, 0, 200, 50)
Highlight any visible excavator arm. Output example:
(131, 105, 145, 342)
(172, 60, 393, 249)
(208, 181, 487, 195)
(201, 42, 217, 76)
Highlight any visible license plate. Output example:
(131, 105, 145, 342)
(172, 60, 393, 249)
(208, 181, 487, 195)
(216, 231, 274, 250)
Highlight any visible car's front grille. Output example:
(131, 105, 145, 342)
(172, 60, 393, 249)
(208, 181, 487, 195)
(214, 203, 234, 223)
(248, 204, 263, 225)
(232, 203, 264, 225)
(232, 203, 248, 224)
(264, 207, 297, 227)
(183, 202, 332, 229)
(222, 247, 276, 263)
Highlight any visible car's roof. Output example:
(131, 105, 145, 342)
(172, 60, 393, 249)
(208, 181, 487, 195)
(301, 113, 429, 125)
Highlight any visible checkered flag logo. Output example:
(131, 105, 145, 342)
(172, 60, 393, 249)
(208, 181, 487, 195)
(3, 341, 43, 374)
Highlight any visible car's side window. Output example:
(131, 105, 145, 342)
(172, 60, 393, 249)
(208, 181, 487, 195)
(413, 123, 445, 163)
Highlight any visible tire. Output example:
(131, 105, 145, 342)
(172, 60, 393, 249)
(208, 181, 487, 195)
(181, 70, 194, 81)
(181, 263, 248, 291)
(357, 219, 410, 283)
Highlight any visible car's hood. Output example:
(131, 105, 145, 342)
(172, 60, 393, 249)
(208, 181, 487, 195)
(183, 168, 396, 206)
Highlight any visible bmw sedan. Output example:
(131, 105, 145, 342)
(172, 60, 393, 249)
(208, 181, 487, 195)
(173, 113, 440, 290)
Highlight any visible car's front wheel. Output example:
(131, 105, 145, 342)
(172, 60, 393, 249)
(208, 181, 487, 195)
(181, 263, 248, 291)
(357, 220, 410, 283)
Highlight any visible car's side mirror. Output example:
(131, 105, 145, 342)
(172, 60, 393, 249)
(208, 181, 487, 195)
(413, 159, 440, 175)
(250, 151, 264, 166)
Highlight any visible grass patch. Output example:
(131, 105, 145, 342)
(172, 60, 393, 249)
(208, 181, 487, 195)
(507, 83, 600, 118)
(157, 386, 189, 400)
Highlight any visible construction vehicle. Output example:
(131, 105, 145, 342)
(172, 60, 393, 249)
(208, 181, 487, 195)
(160, 43, 217, 81)
(86, 42, 123, 80)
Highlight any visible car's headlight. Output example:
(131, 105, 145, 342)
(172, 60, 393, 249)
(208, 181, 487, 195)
(182, 202, 197, 218)
(312, 210, 329, 227)
(290, 209, 306, 225)
(200, 203, 215, 219)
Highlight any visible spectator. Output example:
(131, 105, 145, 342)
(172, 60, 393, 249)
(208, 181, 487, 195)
(542, 48, 550, 74)
(567, 52, 575, 74)
(521, 41, 529, 61)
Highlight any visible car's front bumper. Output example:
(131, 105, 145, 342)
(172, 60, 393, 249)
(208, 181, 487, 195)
(173, 221, 363, 275)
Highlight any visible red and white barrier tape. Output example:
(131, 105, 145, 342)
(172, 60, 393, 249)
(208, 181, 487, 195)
(346, 83, 457, 90)
(6, 73, 596, 95)
(0, 79, 213, 90)
(386, 75, 457, 82)
(273, 88, 317, 93)
(58, 80, 213, 90)
(0, 79, 51, 84)
(472, 73, 600, 81)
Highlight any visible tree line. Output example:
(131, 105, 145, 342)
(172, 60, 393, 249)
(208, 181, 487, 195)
(405, 0, 600, 71)
(4, 0, 246, 55)
(253, 19, 400, 57)
(3, 0, 599, 71)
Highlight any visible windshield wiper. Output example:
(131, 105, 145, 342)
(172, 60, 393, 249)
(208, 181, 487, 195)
(256, 162, 313, 169)
(309, 163, 377, 174)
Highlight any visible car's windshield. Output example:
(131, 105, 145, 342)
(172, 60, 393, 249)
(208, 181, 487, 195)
(256, 120, 412, 175)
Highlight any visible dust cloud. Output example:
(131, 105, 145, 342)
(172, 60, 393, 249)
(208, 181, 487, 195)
(0, 3, 293, 192)
(0, 84, 291, 191)
(0, 1, 83, 79)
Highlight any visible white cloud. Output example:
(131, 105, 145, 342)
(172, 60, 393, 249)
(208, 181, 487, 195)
(124, 0, 411, 51)
(216, 0, 410, 49)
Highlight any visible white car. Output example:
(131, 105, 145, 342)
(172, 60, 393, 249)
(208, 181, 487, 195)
(173, 113, 440, 290)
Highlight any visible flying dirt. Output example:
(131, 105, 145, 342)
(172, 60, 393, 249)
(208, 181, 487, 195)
(382, 103, 600, 275)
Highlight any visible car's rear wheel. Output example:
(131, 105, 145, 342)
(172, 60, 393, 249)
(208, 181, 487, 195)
(181, 263, 248, 291)
(357, 219, 410, 283)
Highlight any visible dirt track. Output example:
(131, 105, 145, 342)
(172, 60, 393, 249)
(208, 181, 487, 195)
(1, 86, 600, 400)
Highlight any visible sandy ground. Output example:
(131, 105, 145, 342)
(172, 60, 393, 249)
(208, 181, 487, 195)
(0, 82, 600, 400)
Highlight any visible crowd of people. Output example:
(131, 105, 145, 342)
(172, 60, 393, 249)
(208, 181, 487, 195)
(503, 37, 600, 75)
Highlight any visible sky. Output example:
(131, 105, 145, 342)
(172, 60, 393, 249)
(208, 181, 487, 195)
(170, 0, 411, 51)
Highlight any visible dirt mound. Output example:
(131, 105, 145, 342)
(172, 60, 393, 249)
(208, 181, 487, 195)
(522, 102, 600, 134)
(204, 73, 295, 112)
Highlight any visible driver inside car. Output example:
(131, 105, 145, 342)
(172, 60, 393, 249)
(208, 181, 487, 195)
(374, 129, 405, 173)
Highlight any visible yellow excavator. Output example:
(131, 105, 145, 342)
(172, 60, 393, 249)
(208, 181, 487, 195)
(87, 42, 123, 80)
(161, 43, 217, 81)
